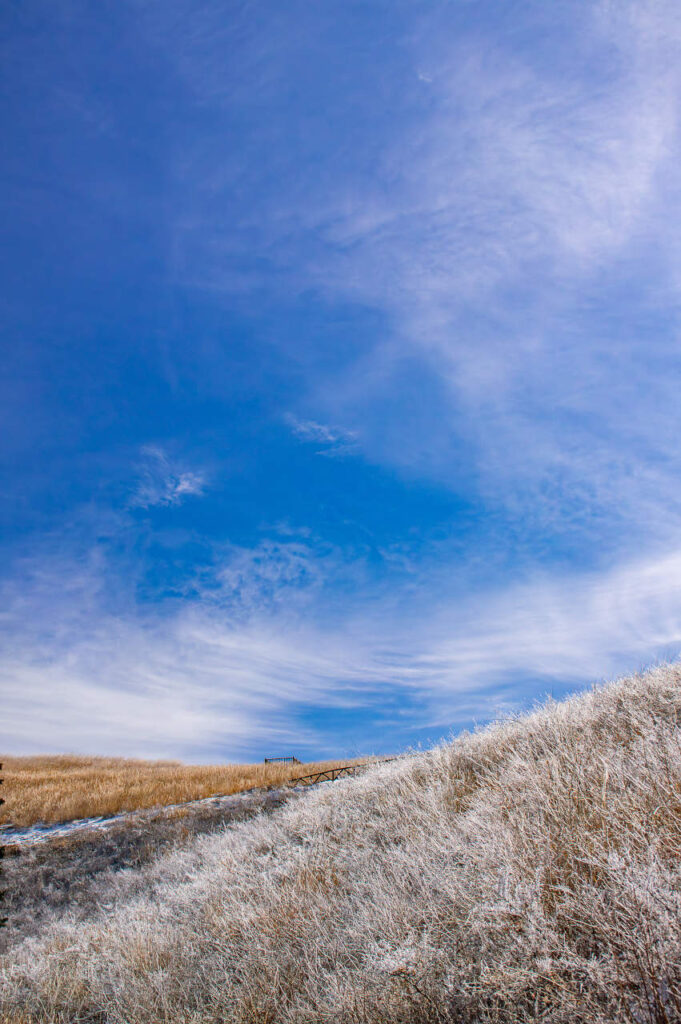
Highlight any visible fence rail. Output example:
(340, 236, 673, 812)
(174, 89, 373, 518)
(289, 758, 397, 788)
(264, 756, 301, 765)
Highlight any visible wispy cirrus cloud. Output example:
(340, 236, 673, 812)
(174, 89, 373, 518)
(156, 0, 681, 557)
(3, 522, 681, 758)
(285, 415, 358, 457)
(0, 535, 389, 758)
(130, 445, 207, 509)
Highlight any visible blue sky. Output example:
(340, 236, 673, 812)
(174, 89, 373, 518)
(3, 0, 681, 760)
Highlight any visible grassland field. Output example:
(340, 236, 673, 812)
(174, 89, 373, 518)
(2, 665, 681, 1023)
(0, 755, 367, 828)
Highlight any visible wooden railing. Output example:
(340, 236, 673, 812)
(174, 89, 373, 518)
(289, 758, 396, 788)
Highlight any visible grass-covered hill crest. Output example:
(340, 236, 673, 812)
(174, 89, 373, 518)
(3, 664, 681, 1024)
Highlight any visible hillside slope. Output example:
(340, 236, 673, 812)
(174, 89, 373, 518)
(2, 665, 681, 1023)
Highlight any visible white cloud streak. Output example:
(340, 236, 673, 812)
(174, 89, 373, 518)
(285, 415, 358, 457)
(130, 446, 207, 508)
(3, 538, 681, 758)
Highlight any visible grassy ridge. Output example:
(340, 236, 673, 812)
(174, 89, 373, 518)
(0, 755, 364, 827)
(2, 664, 681, 1022)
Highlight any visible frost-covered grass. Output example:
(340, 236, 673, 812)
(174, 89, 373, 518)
(2, 664, 681, 1023)
(0, 787, 299, 956)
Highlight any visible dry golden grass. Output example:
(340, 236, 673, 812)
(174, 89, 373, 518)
(0, 754, 365, 827)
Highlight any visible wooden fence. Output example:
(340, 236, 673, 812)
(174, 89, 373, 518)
(289, 758, 397, 787)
